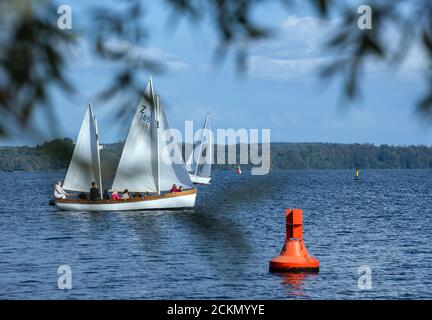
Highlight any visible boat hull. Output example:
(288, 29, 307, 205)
(55, 189, 197, 212)
(189, 174, 211, 185)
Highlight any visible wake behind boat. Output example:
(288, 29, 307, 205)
(55, 78, 197, 211)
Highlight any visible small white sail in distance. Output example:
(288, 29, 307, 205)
(197, 114, 212, 178)
(111, 78, 192, 193)
(186, 114, 212, 178)
(63, 102, 103, 196)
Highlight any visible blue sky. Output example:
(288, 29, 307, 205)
(2, 0, 431, 146)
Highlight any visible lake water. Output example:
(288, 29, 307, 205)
(0, 169, 431, 299)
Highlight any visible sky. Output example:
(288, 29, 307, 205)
(2, 0, 432, 146)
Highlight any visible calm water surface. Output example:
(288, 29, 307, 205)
(0, 169, 431, 299)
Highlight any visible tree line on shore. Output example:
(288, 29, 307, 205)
(1, 138, 432, 173)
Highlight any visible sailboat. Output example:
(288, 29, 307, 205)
(186, 114, 212, 185)
(56, 79, 197, 211)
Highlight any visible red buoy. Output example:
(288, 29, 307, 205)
(269, 209, 319, 272)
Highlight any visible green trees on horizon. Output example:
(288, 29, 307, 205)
(270, 143, 432, 170)
(0, 138, 74, 172)
(1, 139, 432, 173)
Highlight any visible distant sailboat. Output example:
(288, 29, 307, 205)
(236, 165, 242, 175)
(56, 78, 197, 211)
(186, 114, 212, 185)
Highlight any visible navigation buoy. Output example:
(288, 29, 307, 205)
(236, 165, 242, 174)
(355, 167, 360, 180)
(269, 209, 319, 272)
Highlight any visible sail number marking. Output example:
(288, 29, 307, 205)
(139, 105, 152, 124)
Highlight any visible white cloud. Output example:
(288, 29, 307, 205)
(248, 15, 428, 81)
(105, 41, 191, 73)
(248, 16, 337, 80)
(69, 39, 190, 73)
(248, 55, 331, 80)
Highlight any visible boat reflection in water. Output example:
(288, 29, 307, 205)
(275, 272, 319, 297)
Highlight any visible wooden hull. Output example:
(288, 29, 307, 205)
(55, 189, 197, 212)
(189, 174, 211, 185)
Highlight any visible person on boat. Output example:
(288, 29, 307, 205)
(178, 186, 183, 192)
(90, 181, 100, 201)
(111, 190, 120, 200)
(103, 189, 111, 200)
(54, 181, 70, 199)
(170, 184, 178, 193)
(121, 189, 130, 200)
(78, 192, 88, 200)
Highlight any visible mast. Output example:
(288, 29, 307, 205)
(89, 101, 103, 199)
(147, 76, 160, 194)
(149, 76, 160, 195)
(156, 95, 161, 195)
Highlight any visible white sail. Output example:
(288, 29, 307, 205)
(159, 102, 193, 191)
(185, 146, 194, 172)
(197, 115, 212, 178)
(188, 114, 212, 178)
(63, 104, 102, 194)
(111, 85, 158, 193)
(112, 79, 192, 193)
(91, 103, 103, 197)
(186, 137, 201, 175)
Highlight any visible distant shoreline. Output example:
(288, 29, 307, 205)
(2, 168, 432, 174)
(1, 138, 432, 172)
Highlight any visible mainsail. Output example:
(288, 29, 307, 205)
(63, 103, 103, 195)
(111, 79, 192, 193)
(187, 114, 212, 178)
